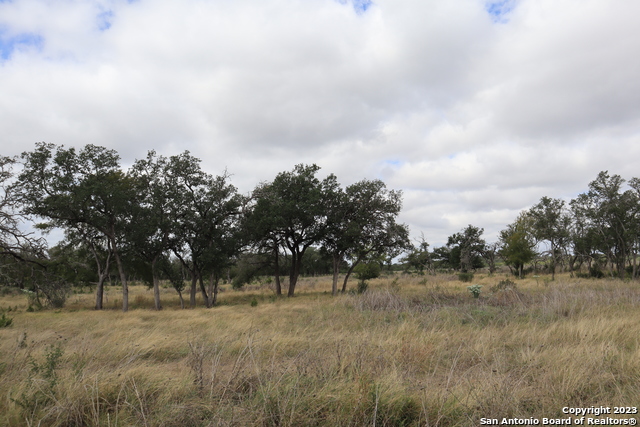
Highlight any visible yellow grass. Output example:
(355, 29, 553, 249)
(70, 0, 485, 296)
(0, 273, 639, 426)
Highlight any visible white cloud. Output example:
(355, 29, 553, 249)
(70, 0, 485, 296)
(1, 0, 640, 247)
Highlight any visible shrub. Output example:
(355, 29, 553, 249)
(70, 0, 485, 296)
(357, 280, 369, 294)
(458, 272, 474, 282)
(467, 284, 482, 298)
(0, 312, 12, 328)
(354, 262, 382, 294)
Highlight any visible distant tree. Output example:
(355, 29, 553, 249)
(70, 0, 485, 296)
(322, 178, 409, 295)
(248, 164, 337, 297)
(127, 151, 176, 310)
(340, 222, 410, 293)
(528, 196, 571, 280)
(18, 143, 134, 311)
(499, 212, 536, 278)
(569, 171, 638, 279)
(242, 182, 288, 295)
(0, 156, 46, 262)
(481, 242, 499, 275)
(431, 245, 454, 270)
(299, 247, 333, 277)
(59, 225, 113, 309)
(402, 234, 432, 274)
(447, 225, 485, 272)
(163, 152, 243, 308)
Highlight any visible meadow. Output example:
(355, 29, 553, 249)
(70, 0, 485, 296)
(0, 273, 639, 426)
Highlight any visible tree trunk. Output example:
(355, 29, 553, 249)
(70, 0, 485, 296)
(152, 256, 162, 310)
(91, 242, 111, 310)
(287, 251, 300, 297)
(341, 265, 355, 293)
(190, 271, 197, 308)
(95, 275, 105, 310)
(198, 273, 209, 305)
(113, 246, 128, 312)
(177, 289, 185, 309)
(331, 254, 340, 296)
(341, 255, 364, 293)
(274, 247, 282, 296)
(207, 272, 219, 307)
(550, 243, 556, 281)
(207, 273, 218, 308)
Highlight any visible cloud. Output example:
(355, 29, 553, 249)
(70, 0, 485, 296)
(1, 0, 640, 247)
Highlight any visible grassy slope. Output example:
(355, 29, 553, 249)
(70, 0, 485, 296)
(0, 274, 639, 426)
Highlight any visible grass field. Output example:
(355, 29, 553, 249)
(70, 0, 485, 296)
(1, 273, 639, 426)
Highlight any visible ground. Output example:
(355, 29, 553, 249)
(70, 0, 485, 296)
(0, 273, 639, 426)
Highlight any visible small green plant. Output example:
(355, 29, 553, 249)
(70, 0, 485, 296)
(0, 312, 13, 328)
(250, 297, 258, 307)
(354, 262, 381, 294)
(14, 343, 65, 414)
(357, 280, 369, 294)
(458, 272, 474, 282)
(467, 284, 482, 298)
(23, 289, 42, 311)
(33, 343, 65, 389)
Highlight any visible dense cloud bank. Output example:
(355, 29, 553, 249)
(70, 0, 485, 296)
(2, 0, 639, 245)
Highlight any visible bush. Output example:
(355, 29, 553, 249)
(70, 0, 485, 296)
(458, 272, 474, 282)
(357, 280, 369, 294)
(354, 262, 382, 294)
(354, 262, 382, 282)
(0, 312, 12, 328)
(467, 284, 482, 298)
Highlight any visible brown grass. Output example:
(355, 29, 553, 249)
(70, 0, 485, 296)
(0, 273, 639, 426)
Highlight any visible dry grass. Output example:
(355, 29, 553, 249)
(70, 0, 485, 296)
(0, 273, 639, 426)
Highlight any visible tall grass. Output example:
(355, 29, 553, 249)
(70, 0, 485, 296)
(0, 274, 638, 426)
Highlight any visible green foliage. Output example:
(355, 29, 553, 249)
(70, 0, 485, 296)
(458, 272, 474, 282)
(500, 212, 537, 278)
(403, 236, 432, 274)
(246, 164, 338, 296)
(250, 297, 258, 307)
(467, 284, 482, 298)
(447, 225, 486, 272)
(14, 343, 65, 415)
(0, 312, 12, 327)
(354, 262, 381, 293)
(354, 262, 382, 282)
(356, 280, 369, 294)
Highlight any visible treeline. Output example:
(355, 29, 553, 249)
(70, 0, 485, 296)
(1, 143, 638, 312)
(1, 143, 410, 311)
(404, 171, 640, 281)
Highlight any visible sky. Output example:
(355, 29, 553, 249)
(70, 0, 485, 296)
(1, 0, 640, 247)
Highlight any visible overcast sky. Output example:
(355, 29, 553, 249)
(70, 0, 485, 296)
(1, 0, 639, 247)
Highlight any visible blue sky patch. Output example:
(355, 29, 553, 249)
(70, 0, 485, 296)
(352, 0, 373, 14)
(97, 10, 114, 31)
(0, 31, 44, 60)
(485, 0, 516, 23)
(383, 159, 403, 168)
(334, 0, 373, 15)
